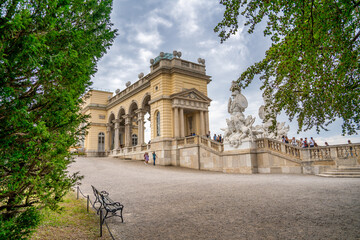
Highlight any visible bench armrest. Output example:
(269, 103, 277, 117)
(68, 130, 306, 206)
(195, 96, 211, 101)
(100, 190, 109, 196)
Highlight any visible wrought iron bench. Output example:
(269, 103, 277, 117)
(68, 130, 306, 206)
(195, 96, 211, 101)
(91, 185, 124, 223)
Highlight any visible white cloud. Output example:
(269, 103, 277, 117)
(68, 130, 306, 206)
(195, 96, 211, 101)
(135, 31, 163, 49)
(208, 100, 228, 135)
(169, 0, 217, 37)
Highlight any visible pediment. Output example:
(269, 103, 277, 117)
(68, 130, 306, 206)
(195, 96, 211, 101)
(170, 88, 211, 103)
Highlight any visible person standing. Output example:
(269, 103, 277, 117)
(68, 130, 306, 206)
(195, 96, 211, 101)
(213, 134, 217, 141)
(309, 137, 315, 147)
(152, 151, 157, 166)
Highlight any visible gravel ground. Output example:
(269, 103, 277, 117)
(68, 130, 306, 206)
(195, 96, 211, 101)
(69, 157, 360, 240)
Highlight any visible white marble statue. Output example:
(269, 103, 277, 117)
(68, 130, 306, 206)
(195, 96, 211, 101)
(257, 93, 289, 140)
(222, 82, 262, 148)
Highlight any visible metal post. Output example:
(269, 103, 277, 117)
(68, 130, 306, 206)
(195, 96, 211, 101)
(100, 209, 103, 237)
(87, 195, 89, 212)
(77, 186, 79, 199)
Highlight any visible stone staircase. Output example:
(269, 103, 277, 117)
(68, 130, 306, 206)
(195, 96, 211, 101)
(317, 166, 360, 178)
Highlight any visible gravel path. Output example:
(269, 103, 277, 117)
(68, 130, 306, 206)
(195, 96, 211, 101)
(69, 157, 360, 240)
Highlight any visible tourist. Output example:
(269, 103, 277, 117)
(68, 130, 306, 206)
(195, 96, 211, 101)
(219, 134, 222, 143)
(309, 137, 315, 147)
(325, 142, 329, 146)
(291, 137, 297, 146)
(347, 140, 357, 157)
(282, 136, 285, 143)
(152, 151, 157, 166)
(299, 138, 303, 147)
(285, 136, 289, 144)
(144, 152, 149, 165)
(303, 138, 308, 148)
(213, 134, 217, 141)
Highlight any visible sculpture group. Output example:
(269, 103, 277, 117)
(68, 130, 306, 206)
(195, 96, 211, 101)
(222, 81, 290, 148)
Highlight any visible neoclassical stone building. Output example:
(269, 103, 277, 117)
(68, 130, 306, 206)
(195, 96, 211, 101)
(82, 53, 212, 158)
(81, 52, 360, 176)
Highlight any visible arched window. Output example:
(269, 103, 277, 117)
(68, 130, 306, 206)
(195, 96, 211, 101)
(98, 132, 105, 152)
(156, 111, 160, 136)
(132, 134, 138, 146)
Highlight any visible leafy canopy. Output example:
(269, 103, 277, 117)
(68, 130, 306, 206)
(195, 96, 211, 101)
(0, 0, 117, 238)
(215, 0, 360, 135)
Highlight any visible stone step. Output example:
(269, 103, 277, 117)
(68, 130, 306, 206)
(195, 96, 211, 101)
(337, 166, 360, 171)
(323, 171, 360, 175)
(317, 173, 360, 178)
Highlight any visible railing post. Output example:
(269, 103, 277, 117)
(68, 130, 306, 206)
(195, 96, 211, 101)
(87, 195, 89, 212)
(330, 147, 338, 159)
(100, 209, 103, 237)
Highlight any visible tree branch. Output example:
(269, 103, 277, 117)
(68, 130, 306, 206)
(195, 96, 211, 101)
(352, 31, 360, 42)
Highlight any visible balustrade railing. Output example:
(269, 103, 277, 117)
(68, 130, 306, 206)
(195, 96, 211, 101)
(309, 147, 331, 160)
(336, 145, 359, 158)
(285, 145, 301, 159)
(267, 139, 282, 152)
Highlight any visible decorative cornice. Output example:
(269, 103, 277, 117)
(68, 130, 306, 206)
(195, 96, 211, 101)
(149, 66, 211, 83)
(148, 95, 171, 105)
(107, 81, 150, 110)
(89, 123, 107, 127)
(81, 103, 107, 113)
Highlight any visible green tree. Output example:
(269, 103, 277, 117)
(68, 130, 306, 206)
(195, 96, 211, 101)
(215, 0, 360, 134)
(0, 0, 117, 238)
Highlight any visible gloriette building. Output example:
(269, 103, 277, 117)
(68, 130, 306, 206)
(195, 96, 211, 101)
(81, 53, 360, 177)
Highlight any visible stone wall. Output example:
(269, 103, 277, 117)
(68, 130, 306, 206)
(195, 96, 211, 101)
(100, 136, 360, 176)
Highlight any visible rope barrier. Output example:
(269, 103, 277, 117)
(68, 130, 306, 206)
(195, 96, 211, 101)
(73, 186, 117, 240)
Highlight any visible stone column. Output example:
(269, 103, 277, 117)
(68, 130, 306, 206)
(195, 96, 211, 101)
(106, 125, 111, 151)
(200, 111, 205, 136)
(180, 108, 185, 137)
(174, 107, 179, 138)
(124, 115, 132, 147)
(136, 109, 145, 145)
(205, 110, 209, 135)
(114, 120, 120, 150)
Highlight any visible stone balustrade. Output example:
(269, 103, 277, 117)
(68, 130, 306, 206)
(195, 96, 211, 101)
(172, 135, 223, 152)
(255, 138, 360, 162)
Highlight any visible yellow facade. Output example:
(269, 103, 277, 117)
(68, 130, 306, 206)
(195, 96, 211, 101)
(81, 54, 212, 156)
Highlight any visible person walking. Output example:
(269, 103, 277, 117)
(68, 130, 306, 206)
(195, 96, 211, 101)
(152, 151, 157, 166)
(144, 152, 149, 164)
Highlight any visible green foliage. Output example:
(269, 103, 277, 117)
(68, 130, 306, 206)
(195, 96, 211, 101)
(0, 0, 117, 238)
(0, 207, 41, 240)
(215, 0, 360, 134)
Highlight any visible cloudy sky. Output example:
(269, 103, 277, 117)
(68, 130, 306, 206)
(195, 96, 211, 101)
(91, 0, 359, 145)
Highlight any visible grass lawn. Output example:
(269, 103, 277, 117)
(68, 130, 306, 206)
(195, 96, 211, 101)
(31, 191, 112, 240)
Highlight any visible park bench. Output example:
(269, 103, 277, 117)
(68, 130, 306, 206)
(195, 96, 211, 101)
(91, 185, 124, 223)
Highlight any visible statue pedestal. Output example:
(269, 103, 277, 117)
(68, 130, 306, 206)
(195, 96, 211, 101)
(224, 141, 257, 151)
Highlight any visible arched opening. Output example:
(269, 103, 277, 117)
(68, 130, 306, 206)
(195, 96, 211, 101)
(142, 93, 151, 144)
(117, 108, 126, 148)
(128, 101, 138, 147)
(98, 132, 105, 152)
